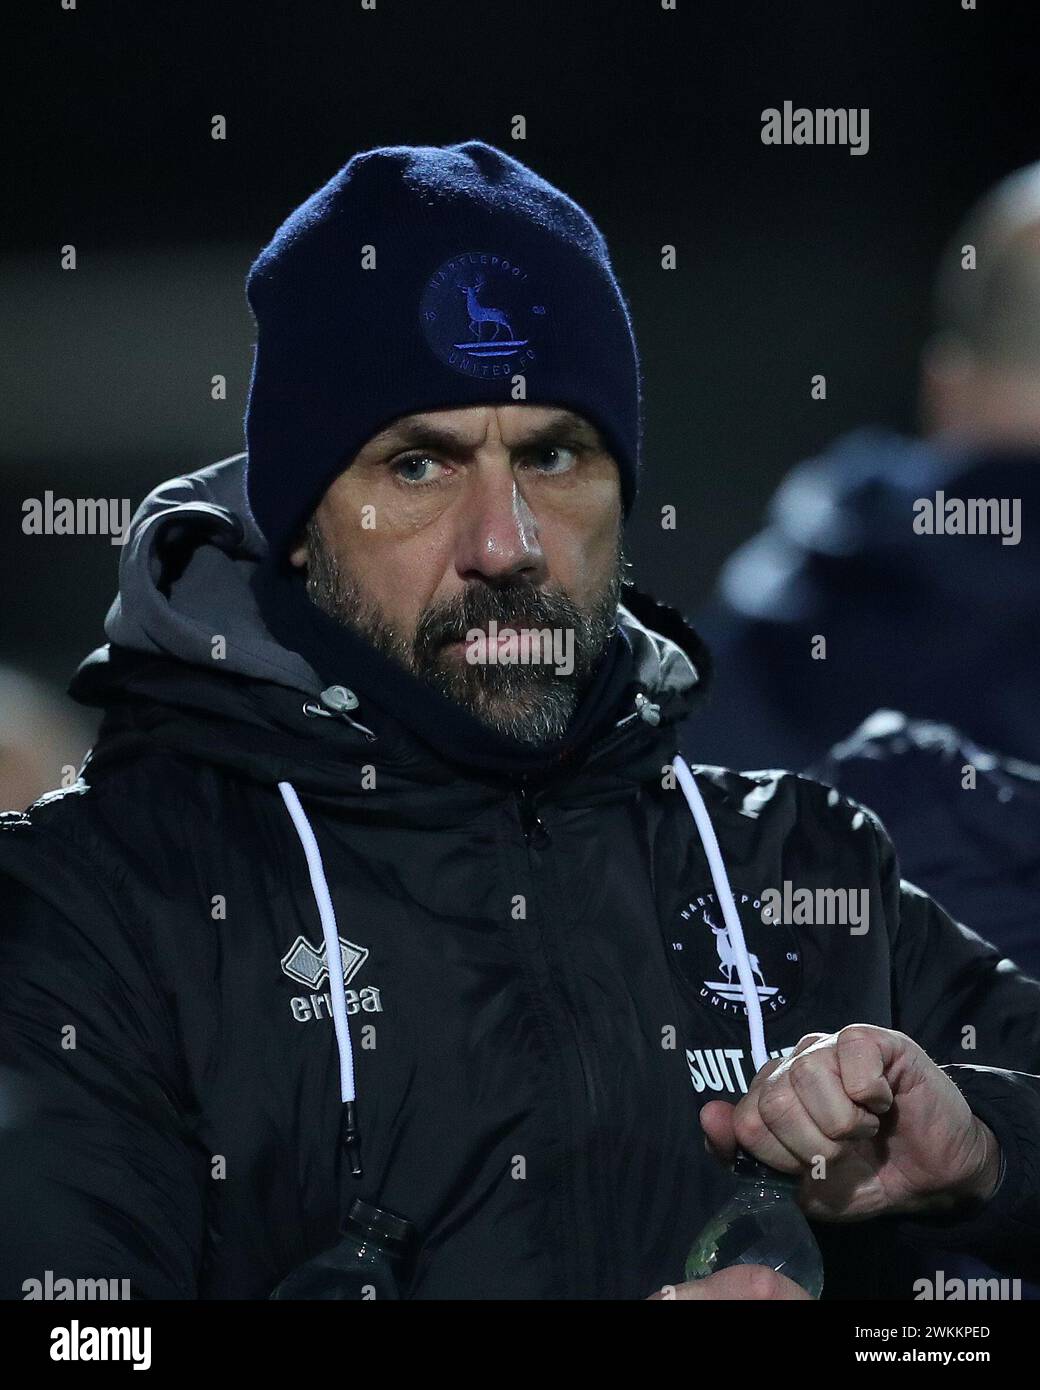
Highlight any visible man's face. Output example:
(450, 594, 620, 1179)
(289, 404, 626, 744)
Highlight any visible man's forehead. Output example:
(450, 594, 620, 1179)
(363, 405, 606, 451)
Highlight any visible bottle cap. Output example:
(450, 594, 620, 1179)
(342, 1198, 418, 1258)
(733, 1148, 800, 1188)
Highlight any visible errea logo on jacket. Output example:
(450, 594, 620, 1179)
(280, 934, 383, 1023)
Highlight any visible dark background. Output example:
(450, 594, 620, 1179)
(3, 0, 1036, 689)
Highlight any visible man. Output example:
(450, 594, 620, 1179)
(687, 161, 1040, 773)
(816, 711, 1040, 981)
(0, 667, 94, 812)
(2, 141, 1040, 1302)
(811, 710, 1040, 1300)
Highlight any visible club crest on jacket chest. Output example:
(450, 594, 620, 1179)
(670, 890, 802, 1020)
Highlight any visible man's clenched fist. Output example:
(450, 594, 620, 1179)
(698, 1024, 1002, 1220)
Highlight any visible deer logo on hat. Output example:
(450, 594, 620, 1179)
(458, 272, 514, 342)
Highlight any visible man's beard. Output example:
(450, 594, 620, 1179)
(303, 518, 626, 745)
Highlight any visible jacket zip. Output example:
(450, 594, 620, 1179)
(515, 779, 551, 847)
(513, 780, 597, 1121)
(513, 778, 601, 1296)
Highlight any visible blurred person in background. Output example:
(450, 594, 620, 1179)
(682, 159, 1040, 1299)
(685, 161, 1040, 774)
(815, 711, 1040, 980)
(811, 711, 1040, 1299)
(0, 667, 94, 812)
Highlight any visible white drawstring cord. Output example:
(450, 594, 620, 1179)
(278, 781, 357, 1106)
(278, 758, 761, 1182)
(672, 755, 770, 1073)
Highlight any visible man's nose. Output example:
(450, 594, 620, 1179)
(455, 467, 548, 586)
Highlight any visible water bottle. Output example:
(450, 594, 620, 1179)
(269, 1198, 418, 1300)
(684, 1149, 824, 1298)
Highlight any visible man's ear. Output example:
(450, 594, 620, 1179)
(288, 528, 310, 570)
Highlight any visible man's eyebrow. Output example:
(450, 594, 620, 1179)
(368, 411, 606, 456)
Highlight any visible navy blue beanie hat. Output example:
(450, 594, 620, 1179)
(243, 140, 642, 556)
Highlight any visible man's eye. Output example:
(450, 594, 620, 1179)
(526, 446, 580, 474)
(392, 454, 445, 485)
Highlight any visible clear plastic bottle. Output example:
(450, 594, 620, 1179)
(269, 1198, 418, 1300)
(684, 1150, 824, 1298)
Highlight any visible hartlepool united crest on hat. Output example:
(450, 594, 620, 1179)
(245, 142, 642, 555)
(420, 250, 545, 378)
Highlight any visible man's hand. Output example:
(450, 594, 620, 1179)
(647, 1266, 812, 1300)
(699, 1024, 1002, 1220)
